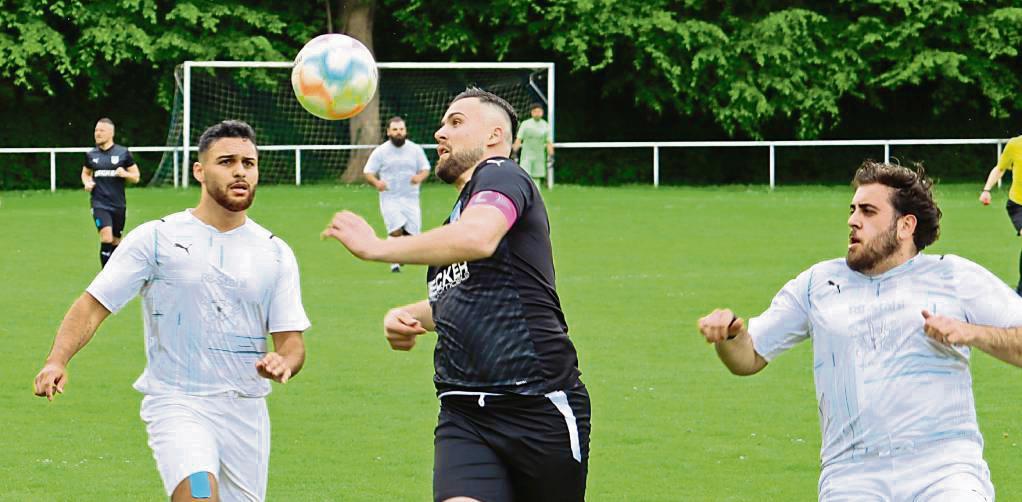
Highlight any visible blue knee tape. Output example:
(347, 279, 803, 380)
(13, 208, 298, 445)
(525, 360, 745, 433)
(189, 472, 212, 499)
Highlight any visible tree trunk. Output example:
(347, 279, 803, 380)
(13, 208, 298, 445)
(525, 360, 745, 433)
(336, 0, 379, 183)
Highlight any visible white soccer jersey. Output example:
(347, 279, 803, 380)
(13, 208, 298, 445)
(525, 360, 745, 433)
(87, 210, 311, 398)
(748, 253, 1022, 467)
(363, 140, 430, 199)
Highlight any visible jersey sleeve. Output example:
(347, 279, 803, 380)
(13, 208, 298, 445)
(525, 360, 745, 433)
(416, 145, 430, 172)
(470, 161, 534, 222)
(83, 152, 92, 170)
(121, 148, 136, 167)
(363, 146, 383, 174)
(85, 221, 157, 313)
(747, 268, 813, 361)
(544, 121, 552, 142)
(950, 256, 1022, 327)
(267, 240, 311, 333)
(996, 139, 1019, 172)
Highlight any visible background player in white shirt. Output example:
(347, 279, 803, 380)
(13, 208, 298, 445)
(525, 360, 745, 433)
(698, 161, 1022, 501)
(34, 120, 310, 502)
(363, 116, 431, 272)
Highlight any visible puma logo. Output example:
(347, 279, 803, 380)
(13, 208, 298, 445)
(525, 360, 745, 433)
(174, 242, 192, 255)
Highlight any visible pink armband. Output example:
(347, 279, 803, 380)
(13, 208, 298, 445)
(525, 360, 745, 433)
(467, 190, 518, 228)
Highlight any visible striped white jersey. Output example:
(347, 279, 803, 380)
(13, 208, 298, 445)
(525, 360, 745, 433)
(748, 254, 1022, 466)
(87, 210, 310, 397)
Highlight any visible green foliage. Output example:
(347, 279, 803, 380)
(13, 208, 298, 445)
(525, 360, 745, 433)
(385, 0, 1022, 139)
(0, 0, 320, 107)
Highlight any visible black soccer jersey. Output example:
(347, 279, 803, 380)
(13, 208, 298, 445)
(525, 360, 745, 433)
(426, 157, 581, 395)
(84, 144, 134, 210)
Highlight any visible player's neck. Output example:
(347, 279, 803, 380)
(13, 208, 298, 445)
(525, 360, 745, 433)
(454, 166, 478, 192)
(97, 140, 114, 150)
(862, 246, 918, 277)
(193, 198, 247, 232)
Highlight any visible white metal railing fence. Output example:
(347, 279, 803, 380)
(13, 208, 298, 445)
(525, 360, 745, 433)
(0, 138, 1009, 192)
(554, 139, 1009, 188)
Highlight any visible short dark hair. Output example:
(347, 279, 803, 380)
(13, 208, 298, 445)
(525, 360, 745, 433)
(529, 102, 544, 112)
(197, 120, 258, 156)
(852, 160, 942, 251)
(386, 116, 405, 128)
(97, 117, 114, 128)
(450, 87, 519, 142)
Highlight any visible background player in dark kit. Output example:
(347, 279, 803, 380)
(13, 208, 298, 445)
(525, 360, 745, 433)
(322, 88, 590, 502)
(82, 118, 140, 267)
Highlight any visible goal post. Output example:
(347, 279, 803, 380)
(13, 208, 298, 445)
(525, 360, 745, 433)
(155, 61, 555, 188)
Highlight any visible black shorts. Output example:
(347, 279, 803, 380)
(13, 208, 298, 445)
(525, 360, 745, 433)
(1008, 200, 1022, 236)
(433, 383, 591, 502)
(91, 206, 126, 237)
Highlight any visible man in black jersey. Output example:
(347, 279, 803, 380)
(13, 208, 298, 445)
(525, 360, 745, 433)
(82, 118, 140, 267)
(322, 88, 589, 502)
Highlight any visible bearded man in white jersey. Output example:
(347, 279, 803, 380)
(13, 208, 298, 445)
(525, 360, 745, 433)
(33, 120, 310, 502)
(698, 161, 1022, 501)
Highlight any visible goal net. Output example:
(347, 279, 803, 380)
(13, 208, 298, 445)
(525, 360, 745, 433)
(151, 62, 553, 187)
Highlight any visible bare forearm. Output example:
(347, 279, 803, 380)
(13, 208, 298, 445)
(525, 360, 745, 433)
(412, 171, 430, 184)
(125, 166, 141, 184)
(365, 173, 383, 188)
(46, 293, 109, 366)
(713, 331, 767, 376)
(271, 332, 306, 377)
(970, 325, 1022, 367)
(370, 222, 494, 265)
(984, 167, 1004, 191)
(401, 300, 435, 331)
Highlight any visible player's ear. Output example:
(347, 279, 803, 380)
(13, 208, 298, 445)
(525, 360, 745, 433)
(487, 125, 504, 147)
(899, 213, 917, 241)
(192, 161, 204, 184)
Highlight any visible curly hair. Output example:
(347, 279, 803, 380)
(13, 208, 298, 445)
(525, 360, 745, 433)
(853, 160, 942, 250)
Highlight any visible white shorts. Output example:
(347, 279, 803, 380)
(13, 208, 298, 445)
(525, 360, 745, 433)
(380, 196, 422, 235)
(819, 439, 993, 501)
(140, 394, 270, 501)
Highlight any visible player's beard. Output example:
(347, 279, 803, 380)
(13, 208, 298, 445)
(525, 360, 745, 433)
(389, 136, 406, 147)
(436, 146, 484, 184)
(847, 221, 899, 273)
(208, 180, 256, 212)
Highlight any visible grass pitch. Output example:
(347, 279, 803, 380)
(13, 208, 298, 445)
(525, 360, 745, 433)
(2, 182, 1021, 500)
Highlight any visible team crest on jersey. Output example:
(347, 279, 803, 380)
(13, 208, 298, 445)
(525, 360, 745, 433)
(110, 155, 119, 164)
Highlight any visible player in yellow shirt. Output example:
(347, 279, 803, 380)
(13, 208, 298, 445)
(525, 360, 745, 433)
(979, 135, 1022, 295)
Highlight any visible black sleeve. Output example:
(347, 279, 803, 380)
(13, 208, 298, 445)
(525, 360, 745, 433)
(121, 148, 136, 167)
(83, 151, 92, 169)
(469, 160, 534, 218)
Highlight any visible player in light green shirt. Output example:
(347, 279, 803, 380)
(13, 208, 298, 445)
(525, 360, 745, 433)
(512, 103, 554, 183)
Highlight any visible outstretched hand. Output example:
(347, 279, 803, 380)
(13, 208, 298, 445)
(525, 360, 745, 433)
(697, 308, 744, 344)
(321, 210, 383, 261)
(921, 310, 975, 346)
(256, 352, 292, 383)
(384, 308, 428, 351)
(34, 362, 68, 401)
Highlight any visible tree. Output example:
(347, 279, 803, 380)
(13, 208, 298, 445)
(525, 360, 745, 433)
(334, 0, 380, 183)
(384, 0, 1022, 139)
(0, 0, 318, 107)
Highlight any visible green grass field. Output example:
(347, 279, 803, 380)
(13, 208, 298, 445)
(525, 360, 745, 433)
(2, 182, 1022, 500)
